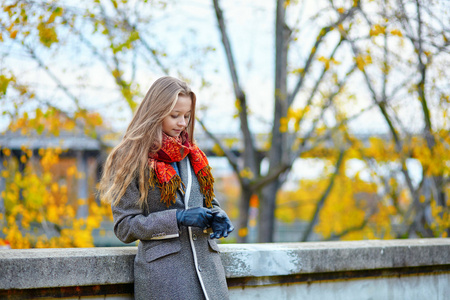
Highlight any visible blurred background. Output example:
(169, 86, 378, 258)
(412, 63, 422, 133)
(0, 0, 449, 248)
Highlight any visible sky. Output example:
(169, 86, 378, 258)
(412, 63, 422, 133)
(0, 0, 399, 135)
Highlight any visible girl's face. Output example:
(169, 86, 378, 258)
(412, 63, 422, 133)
(162, 94, 192, 137)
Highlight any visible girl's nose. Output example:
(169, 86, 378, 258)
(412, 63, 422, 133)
(178, 118, 186, 126)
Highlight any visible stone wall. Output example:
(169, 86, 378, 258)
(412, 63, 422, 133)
(1, 238, 449, 299)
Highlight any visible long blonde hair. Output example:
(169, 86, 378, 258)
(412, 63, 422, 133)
(99, 76, 197, 208)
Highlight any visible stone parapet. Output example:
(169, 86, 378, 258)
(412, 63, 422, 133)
(1, 238, 449, 299)
(220, 238, 450, 278)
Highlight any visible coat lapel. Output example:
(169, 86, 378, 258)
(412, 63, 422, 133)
(177, 158, 202, 208)
(176, 159, 189, 206)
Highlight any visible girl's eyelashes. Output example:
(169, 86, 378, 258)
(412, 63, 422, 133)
(170, 114, 191, 120)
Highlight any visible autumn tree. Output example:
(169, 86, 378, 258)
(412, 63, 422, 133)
(0, 0, 213, 248)
(341, 0, 450, 238)
(1, 0, 447, 247)
(208, 0, 362, 242)
(270, 0, 449, 241)
(207, 0, 448, 242)
(0, 0, 210, 126)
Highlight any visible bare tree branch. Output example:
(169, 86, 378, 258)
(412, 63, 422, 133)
(288, 5, 358, 106)
(25, 45, 82, 111)
(301, 149, 345, 242)
(196, 118, 241, 184)
(251, 164, 291, 191)
(290, 64, 357, 161)
(345, 38, 402, 147)
(109, 3, 169, 75)
(212, 0, 257, 172)
(292, 37, 345, 133)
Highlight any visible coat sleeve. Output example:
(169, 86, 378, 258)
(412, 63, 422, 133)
(112, 178, 179, 244)
(210, 197, 224, 214)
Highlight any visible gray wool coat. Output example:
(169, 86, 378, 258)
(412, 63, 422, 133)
(112, 157, 230, 300)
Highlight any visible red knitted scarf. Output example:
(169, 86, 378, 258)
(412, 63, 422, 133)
(148, 132, 215, 208)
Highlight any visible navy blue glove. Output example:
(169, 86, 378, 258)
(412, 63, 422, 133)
(176, 207, 213, 229)
(210, 210, 234, 239)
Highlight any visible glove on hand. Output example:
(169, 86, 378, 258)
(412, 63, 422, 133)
(210, 210, 234, 239)
(176, 207, 213, 229)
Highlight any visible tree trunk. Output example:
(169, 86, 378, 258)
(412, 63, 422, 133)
(257, 0, 289, 243)
(236, 186, 252, 243)
(258, 180, 280, 242)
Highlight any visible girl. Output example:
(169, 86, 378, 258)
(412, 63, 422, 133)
(99, 76, 234, 300)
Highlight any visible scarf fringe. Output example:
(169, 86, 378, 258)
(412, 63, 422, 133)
(197, 165, 215, 208)
(148, 133, 215, 208)
(150, 169, 182, 207)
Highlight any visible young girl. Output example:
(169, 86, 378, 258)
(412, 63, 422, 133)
(99, 76, 234, 300)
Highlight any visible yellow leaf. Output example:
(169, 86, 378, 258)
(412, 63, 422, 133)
(2, 148, 11, 156)
(369, 24, 385, 36)
(10, 30, 18, 39)
(37, 23, 59, 47)
(212, 144, 224, 156)
(234, 99, 242, 113)
(239, 167, 254, 179)
(51, 183, 59, 193)
(390, 29, 403, 37)
(238, 227, 248, 237)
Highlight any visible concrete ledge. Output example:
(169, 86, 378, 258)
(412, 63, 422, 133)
(1, 238, 449, 293)
(0, 247, 136, 290)
(219, 238, 450, 278)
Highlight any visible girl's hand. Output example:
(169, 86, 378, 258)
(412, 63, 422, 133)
(176, 207, 213, 229)
(210, 210, 234, 239)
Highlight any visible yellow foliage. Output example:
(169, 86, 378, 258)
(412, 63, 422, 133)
(0, 146, 113, 249)
(280, 107, 310, 134)
(212, 144, 224, 156)
(66, 165, 77, 177)
(430, 199, 450, 236)
(276, 159, 395, 240)
(279, 117, 288, 133)
(37, 22, 59, 48)
(317, 56, 341, 70)
(277, 130, 449, 241)
(238, 227, 248, 237)
(239, 167, 254, 180)
(412, 135, 450, 177)
(369, 24, 385, 36)
(314, 176, 376, 239)
(355, 54, 373, 71)
(9, 108, 80, 136)
(234, 99, 242, 114)
(364, 137, 398, 162)
(390, 29, 403, 37)
(2, 148, 11, 156)
(10, 30, 18, 39)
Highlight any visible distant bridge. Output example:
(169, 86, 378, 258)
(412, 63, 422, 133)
(0, 130, 394, 158)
